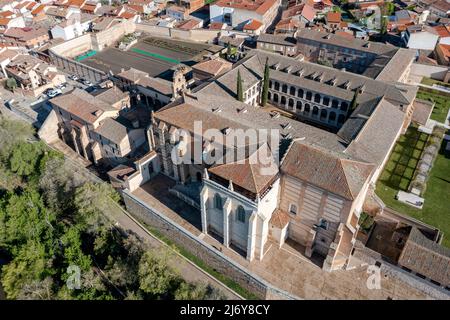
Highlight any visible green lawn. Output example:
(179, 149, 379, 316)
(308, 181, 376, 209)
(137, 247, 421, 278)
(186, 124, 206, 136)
(376, 127, 450, 247)
(416, 88, 450, 123)
(420, 77, 450, 89)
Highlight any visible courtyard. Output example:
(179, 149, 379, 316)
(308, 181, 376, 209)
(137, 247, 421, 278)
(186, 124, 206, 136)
(416, 88, 450, 124)
(376, 126, 450, 247)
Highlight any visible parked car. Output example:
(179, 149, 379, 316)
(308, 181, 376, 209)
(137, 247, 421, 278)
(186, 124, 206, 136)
(82, 79, 93, 86)
(69, 74, 79, 81)
(56, 82, 67, 90)
(46, 89, 62, 98)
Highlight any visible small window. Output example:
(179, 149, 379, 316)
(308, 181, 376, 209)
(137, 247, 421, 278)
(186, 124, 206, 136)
(236, 205, 245, 223)
(289, 203, 297, 215)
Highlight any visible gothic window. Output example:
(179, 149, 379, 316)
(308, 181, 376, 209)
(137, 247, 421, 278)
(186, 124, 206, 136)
(214, 193, 222, 209)
(236, 205, 246, 223)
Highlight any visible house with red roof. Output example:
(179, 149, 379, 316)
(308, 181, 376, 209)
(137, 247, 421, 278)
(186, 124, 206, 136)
(209, 0, 281, 32)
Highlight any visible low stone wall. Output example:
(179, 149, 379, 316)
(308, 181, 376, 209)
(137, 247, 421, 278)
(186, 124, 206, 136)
(122, 189, 298, 300)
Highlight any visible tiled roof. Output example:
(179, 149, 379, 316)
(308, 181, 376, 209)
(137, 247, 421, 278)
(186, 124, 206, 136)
(50, 88, 115, 124)
(281, 141, 374, 200)
(243, 19, 263, 31)
(209, 143, 278, 195)
(326, 11, 341, 23)
(213, 0, 279, 15)
(92, 86, 129, 108)
(192, 58, 231, 76)
(94, 117, 129, 144)
(399, 227, 450, 286)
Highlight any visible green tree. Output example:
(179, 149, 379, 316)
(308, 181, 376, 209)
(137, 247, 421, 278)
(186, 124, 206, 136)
(138, 250, 178, 298)
(261, 58, 270, 107)
(9, 141, 45, 177)
(5, 77, 17, 91)
(0, 116, 34, 158)
(236, 70, 243, 102)
(61, 226, 92, 272)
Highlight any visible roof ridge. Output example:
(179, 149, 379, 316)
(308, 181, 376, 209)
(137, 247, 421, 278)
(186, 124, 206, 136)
(337, 158, 354, 199)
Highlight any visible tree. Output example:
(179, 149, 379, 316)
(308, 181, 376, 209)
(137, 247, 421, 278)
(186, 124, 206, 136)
(0, 116, 34, 158)
(9, 141, 45, 177)
(261, 58, 270, 107)
(138, 250, 178, 298)
(60, 226, 92, 272)
(5, 78, 17, 91)
(236, 70, 243, 102)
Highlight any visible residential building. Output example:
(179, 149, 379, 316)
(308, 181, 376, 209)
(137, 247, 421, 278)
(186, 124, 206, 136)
(256, 33, 298, 57)
(402, 25, 440, 50)
(2, 27, 49, 49)
(210, 0, 281, 32)
(435, 43, 450, 65)
(5, 54, 65, 96)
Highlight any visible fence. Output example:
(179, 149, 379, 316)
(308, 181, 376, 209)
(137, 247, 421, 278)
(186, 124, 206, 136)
(122, 189, 299, 300)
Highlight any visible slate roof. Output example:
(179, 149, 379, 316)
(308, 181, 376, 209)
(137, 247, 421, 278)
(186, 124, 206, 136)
(94, 117, 129, 144)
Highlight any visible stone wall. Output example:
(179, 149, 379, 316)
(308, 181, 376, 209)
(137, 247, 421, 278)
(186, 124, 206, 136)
(49, 51, 106, 82)
(122, 189, 298, 300)
(135, 23, 219, 43)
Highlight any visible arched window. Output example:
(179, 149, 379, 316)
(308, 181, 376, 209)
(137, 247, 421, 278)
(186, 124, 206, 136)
(304, 103, 310, 113)
(341, 102, 349, 112)
(331, 99, 339, 109)
(297, 89, 304, 98)
(274, 82, 280, 91)
(269, 80, 273, 89)
(306, 91, 312, 101)
(236, 205, 246, 223)
(282, 84, 288, 93)
(296, 100, 302, 111)
(322, 97, 330, 106)
(329, 111, 336, 122)
(314, 93, 321, 103)
(268, 91, 272, 100)
(273, 93, 279, 103)
(214, 193, 222, 209)
(320, 109, 327, 120)
(290, 86, 296, 96)
(288, 98, 294, 108)
(281, 96, 286, 105)
(312, 106, 319, 117)
(338, 114, 345, 123)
